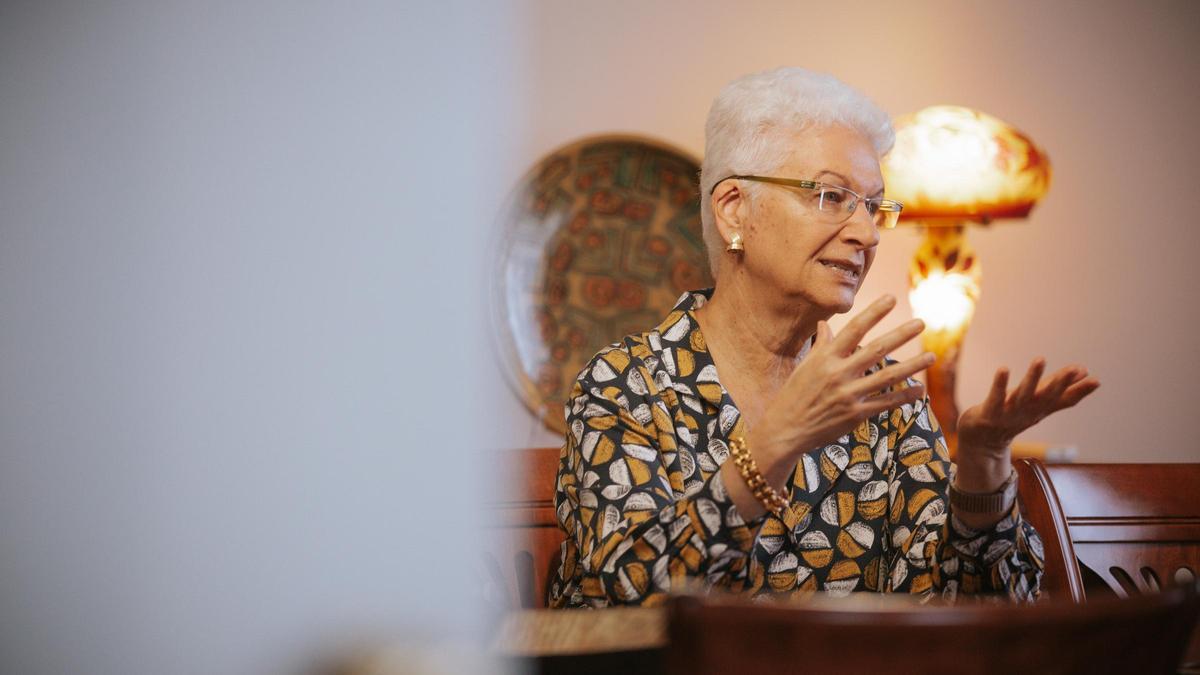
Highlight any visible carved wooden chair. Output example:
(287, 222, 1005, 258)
(483, 446, 565, 609)
(1015, 460, 1200, 600)
(667, 587, 1200, 675)
(1015, 459, 1200, 666)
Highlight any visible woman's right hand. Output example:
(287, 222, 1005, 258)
(749, 295, 934, 482)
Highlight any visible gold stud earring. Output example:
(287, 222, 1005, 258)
(727, 232, 744, 252)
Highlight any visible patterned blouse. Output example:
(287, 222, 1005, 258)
(549, 289, 1044, 608)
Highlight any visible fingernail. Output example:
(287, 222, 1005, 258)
(910, 319, 925, 331)
(924, 352, 936, 364)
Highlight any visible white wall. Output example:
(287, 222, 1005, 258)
(500, 0, 1200, 463)
(0, 2, 526, 673)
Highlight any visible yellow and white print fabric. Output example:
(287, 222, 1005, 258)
(549, 290, 1044, 608)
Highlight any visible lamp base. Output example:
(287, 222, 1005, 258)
(909, 224, 980, 460)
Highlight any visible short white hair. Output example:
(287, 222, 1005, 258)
(699, 67, 895, 273)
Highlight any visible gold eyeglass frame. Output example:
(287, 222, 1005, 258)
(711, 174, 904, 229)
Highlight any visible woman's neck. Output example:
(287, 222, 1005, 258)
(694, 271, 825, 388)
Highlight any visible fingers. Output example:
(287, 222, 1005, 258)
(983, 368, 1009, 417)
(848, 318, 926, 371)
(859, 381, 926, 419)
(851, 352, 935, 397)
(814, 320, 834, 348)
(1013, 357, 1046, 405)
(1039, 365, 1085, 401)
(1057, 377, 1100, 409)
(832, 295, 897, 356)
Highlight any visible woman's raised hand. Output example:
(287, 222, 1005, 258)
(750, 295, 934, 468)
(958, 358, 1100, 459)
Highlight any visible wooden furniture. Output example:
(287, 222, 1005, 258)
(1014, 458, 1086, 602)
(484, 447, 566, 609)
(1015, 460, 1200, 667)
(1015, 460, 1200, 602)
(480, 456, 1200, 672)
(666, 587, 1200, 675)
(482, 452, 1200, 607)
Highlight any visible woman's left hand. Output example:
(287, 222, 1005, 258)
(958, 358, 1100, 460)
(951, 358, 1099, 527)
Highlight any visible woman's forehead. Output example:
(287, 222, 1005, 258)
(775, 125, 884, 192)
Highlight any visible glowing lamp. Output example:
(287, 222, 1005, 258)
(909, 270, 979, 334)
(882, 106, 1051, 454)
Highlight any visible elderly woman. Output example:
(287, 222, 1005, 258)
(548, 67, 1098, 608)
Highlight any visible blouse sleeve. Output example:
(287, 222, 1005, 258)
(552, 349, 759, 608)
(882, 381, 1045, 602)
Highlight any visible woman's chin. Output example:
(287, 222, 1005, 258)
(785, 289, 857, 317)
(770, 278, 860, 316)
(827, 300, 857, 316)
(814, 289, 859, 315)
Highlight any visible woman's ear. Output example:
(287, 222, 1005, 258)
(710, 180, 746, 248)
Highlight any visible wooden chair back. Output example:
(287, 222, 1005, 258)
(1014, 458, 1086, 602)
(1015, 460, 1200, 602)
(483, 446, 565, 609)
(666, 588, 1200, 675)
(1016, 460, 1200, 667)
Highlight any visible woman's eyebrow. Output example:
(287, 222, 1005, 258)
(814, 169, 853, 185)
(815, 169, 884, 197)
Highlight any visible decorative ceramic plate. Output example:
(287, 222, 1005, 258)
(492, 135, 714, 434)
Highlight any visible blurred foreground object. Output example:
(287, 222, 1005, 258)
(492, 606, 666, 657)
(667, 586, 1199, 675)
(481, 587, 1200, 674)
(883, 106, 1052, 454)
(334, 640, 490, 675)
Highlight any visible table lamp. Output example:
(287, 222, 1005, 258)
(881, 106, 1052, 454)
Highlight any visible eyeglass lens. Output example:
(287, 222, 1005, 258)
(816, 185, 897, 229)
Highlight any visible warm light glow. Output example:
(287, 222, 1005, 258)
(907, 225, 981, 342)
(909, 271, 979, 332)
(882, 106, 1051, 221)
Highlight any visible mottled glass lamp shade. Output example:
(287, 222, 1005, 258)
(881, 106, 1052, 454)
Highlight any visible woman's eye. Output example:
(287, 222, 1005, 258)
(820, 189, 845, 205)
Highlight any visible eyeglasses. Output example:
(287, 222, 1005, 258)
(711, 175, 904, 229)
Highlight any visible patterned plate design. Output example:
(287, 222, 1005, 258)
(493, 135, 714, 434)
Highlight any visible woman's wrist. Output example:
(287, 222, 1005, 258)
(717, 430, 795, 521)
(950, 444, 1015, 530)
(953, 444, 1012, 493)
(727, 436, 789, 517)
(743, 428, 796, 492)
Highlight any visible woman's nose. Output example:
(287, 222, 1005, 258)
(842, 202, 881, 248)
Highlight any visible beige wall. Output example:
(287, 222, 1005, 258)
(496, 0, 1200, 462)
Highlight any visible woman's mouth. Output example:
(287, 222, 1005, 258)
(819, 259, 862, 283)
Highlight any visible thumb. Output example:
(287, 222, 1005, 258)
(814, 320, 834, 347)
